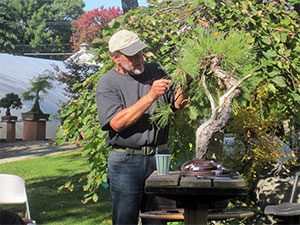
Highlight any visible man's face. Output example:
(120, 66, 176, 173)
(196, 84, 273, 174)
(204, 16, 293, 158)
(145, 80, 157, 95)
(116, 51, 144, 75)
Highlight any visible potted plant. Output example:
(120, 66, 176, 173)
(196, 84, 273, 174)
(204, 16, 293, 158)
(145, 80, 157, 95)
(0, 93, 22, 121)
(21, 71, 54, 141)
(21, 71, 54, 121)
(0, 93, 22, 142)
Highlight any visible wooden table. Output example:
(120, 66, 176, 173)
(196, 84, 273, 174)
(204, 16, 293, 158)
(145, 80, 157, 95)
(145, 171, 247, 225)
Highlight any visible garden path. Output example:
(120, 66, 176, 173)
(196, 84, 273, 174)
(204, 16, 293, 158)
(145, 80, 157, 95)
(0, 140, 81, 164)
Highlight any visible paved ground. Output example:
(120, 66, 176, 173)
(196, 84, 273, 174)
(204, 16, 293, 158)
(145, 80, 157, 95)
(0, 140, 81, 164)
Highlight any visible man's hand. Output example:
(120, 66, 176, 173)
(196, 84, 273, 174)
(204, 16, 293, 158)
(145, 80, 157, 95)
(174, 69, 191, 110)
(148, 79, 171, 100)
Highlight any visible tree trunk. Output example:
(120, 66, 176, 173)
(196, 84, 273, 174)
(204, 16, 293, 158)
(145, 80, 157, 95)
(195, 55, 255, 159)
(5, 107, 11, 116)
(195, 91, 239, 159)
(121, 0, 138, 13)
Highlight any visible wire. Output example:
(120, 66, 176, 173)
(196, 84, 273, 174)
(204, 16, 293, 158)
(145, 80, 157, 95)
(15, 44, 72, 47)
(24, 53, 73, 56)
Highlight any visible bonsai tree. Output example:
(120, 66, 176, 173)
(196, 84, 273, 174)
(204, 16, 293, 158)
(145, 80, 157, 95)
(0, 93, 22, 116)
(174, 28, 257, 159)
(22, 71, 54, 115)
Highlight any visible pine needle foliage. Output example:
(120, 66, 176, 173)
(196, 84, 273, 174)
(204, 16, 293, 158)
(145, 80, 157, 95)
(149, 100, 174, 129)
(151, 28, 258, 129)
(179, 27, 257, 83)
(150, 28, 258, 136)
(22, 71, 54, 101)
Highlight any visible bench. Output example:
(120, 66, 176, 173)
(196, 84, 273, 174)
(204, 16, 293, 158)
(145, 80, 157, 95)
(264, 171, 300, 224)
(140, 208, 254, 222)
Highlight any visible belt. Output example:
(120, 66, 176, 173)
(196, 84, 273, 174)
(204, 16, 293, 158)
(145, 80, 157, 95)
(112, 144, 168, 156)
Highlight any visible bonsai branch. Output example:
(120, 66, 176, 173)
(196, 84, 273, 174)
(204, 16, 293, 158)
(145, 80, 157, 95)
(195, 56, 256, 159)
(201, 71, 216, 121)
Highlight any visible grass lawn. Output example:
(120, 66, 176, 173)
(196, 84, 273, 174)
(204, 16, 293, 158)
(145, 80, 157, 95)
(0, 149, 112, 225)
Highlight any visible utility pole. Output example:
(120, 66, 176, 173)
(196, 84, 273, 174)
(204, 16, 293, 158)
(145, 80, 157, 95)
(121, 0, 138, 13)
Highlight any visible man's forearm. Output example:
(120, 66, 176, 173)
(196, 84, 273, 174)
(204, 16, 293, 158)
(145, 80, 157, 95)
(110, 78, 171, 132)
(111, 86, 189, 133)
(109, 94, 155, 132)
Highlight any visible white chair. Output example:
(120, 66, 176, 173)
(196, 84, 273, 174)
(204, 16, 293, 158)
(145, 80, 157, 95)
(0, 174, 32, 220)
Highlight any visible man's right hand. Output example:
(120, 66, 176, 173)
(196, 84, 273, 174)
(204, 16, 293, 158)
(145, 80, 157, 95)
(148, 79, 171, 100)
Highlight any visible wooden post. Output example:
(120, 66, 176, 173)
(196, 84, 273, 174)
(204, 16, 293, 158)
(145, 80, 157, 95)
(184, 203, 208, 225)
(6, 122, 16, 143)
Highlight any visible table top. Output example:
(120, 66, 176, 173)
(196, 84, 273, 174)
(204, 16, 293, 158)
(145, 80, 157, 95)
(145, 171, 247, 207)
(265, 203, 300, 216)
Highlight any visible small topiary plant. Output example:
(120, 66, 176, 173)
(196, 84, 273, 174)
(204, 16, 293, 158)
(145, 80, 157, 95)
(22, 72, 54, 107)
(0, 93, 23, 116)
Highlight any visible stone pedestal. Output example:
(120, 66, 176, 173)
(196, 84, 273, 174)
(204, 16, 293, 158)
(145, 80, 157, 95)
(6, 122, 16, 142)
(23, 120, 46, 141)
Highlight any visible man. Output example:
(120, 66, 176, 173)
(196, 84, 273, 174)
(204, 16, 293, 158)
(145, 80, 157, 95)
(0, 209, 26, 224)
(96, 30, 188, 225)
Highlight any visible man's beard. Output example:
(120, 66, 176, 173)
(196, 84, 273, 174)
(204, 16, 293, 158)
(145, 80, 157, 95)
(120, 61, 145, 75)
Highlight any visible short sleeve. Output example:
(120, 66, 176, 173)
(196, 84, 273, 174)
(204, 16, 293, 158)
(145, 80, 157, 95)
(96, 76, 123, 131)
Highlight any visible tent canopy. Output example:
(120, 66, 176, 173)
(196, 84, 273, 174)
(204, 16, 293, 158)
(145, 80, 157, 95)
(0, 53, 68, 118)
(0, 53, 69, 139)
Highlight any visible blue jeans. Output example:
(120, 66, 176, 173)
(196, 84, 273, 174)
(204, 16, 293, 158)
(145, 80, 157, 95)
(108, 150, 166, 225)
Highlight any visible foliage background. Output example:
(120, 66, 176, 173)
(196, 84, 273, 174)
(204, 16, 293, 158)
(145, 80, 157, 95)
(0, 0, 142, 58)
(0, 0, 85, 59)
(70, 6, 122, 52)
(56, 0, 300, 204)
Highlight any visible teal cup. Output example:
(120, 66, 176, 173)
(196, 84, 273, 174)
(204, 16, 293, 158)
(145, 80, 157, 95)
(155, 154, 171, 175)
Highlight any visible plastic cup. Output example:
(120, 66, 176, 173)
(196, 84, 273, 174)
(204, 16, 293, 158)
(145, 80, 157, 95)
(155, 154, 171, 175)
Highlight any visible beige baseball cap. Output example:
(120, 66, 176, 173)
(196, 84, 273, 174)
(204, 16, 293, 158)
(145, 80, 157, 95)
(109, 30, 147, 56)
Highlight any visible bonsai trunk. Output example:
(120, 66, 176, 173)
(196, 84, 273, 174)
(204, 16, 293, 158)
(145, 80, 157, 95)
(5, 108, 11, 116)
(195, 55, 255, 159)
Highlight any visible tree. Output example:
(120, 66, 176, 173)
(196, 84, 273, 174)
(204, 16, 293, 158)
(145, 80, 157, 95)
(0, 1, 23, 53)
(4, 0, 85, 59)
(22, 71, 54, 113)
(56, 0, 299, 204)
(70, 6, 122, 52)
(0, 93, 23, 116)
(176, 29, 257, 159)
(122, 0, 138, 13)
(53, 60, 99, 99)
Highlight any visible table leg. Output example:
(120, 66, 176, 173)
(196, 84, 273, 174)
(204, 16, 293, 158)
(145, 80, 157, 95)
(184, 203, 208, 225)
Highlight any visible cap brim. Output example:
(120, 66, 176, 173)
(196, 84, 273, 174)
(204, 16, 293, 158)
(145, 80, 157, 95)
(120, 40, 147, 56)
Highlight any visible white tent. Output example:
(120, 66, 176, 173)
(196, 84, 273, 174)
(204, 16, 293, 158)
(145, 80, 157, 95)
(0, 53, 69, 139)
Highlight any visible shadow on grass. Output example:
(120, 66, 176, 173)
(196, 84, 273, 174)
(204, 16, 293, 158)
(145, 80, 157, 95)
(0, 141, 81, 163)
(29, 173, 112, 225)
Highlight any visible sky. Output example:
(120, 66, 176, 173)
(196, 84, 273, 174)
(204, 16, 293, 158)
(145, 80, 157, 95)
(83, 0, 149, 11)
